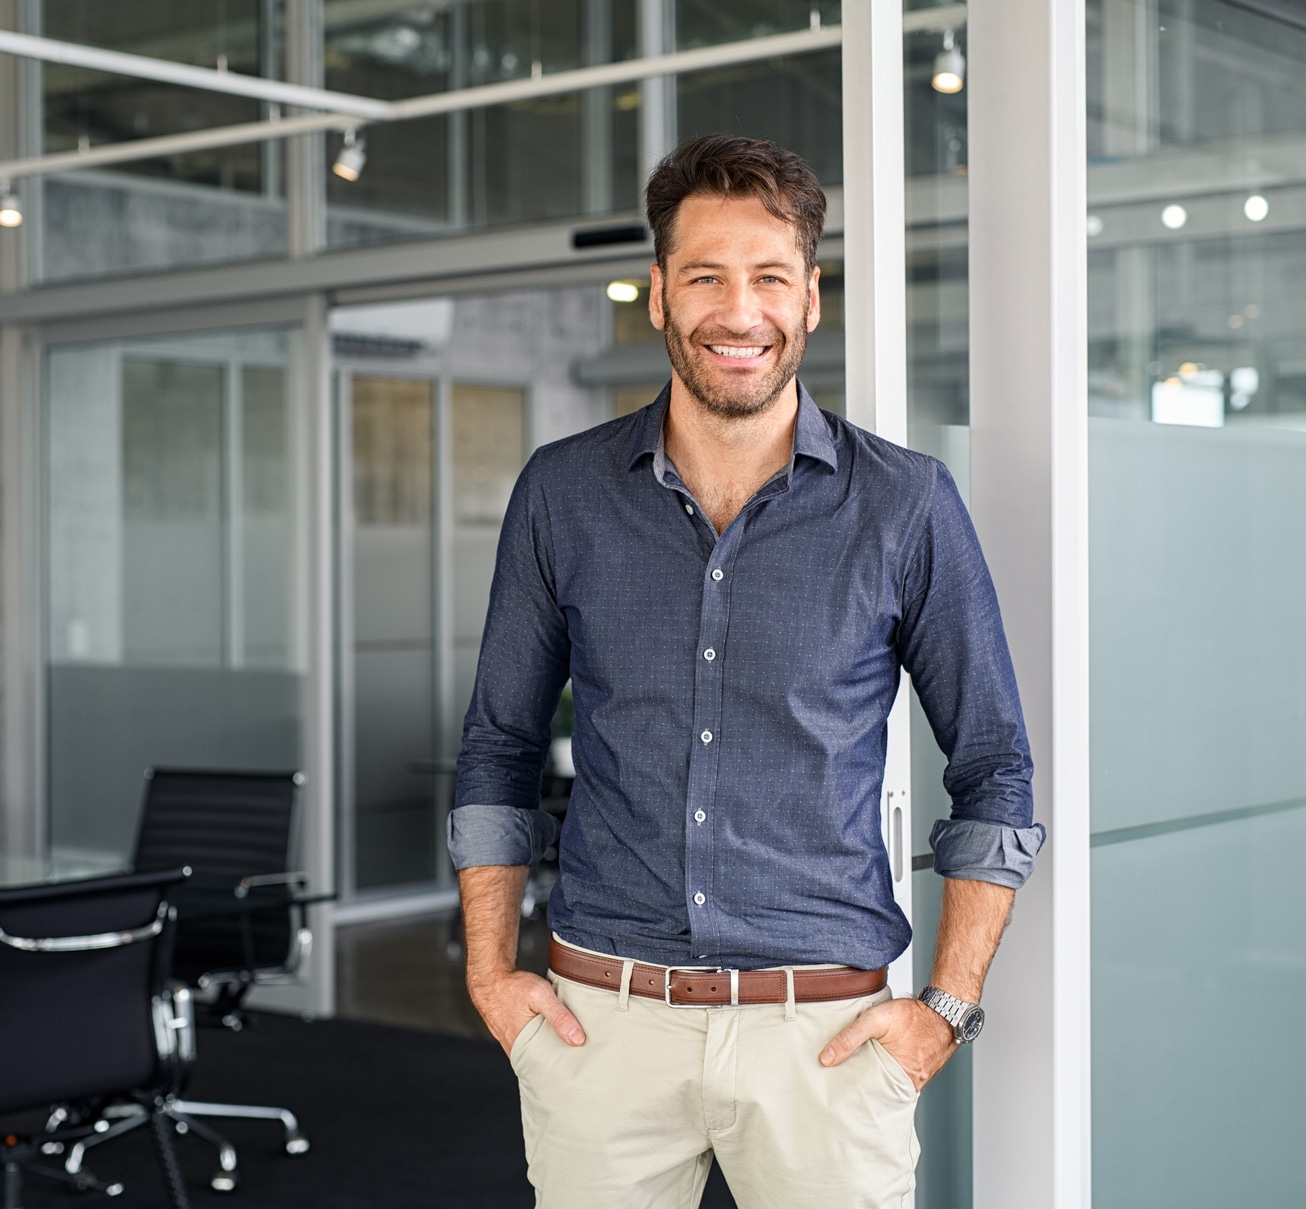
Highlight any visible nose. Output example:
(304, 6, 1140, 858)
(715, 277, 765, 335)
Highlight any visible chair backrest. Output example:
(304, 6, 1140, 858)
(0, 868, 187, 1115)
(132, 768, 303, 984)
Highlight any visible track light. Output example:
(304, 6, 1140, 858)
(332, 129, 367, 182)
(0, 180, 22, 228)
(932, 29, 965, 95)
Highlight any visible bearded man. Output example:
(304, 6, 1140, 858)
(449, 134, 1043, 1209)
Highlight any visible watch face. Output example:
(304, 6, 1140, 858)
(958, 1006, 985, 1042)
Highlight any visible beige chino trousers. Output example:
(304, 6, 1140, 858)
(510, 942, 920, 1209)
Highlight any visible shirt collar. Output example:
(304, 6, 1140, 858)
(626, 380, 838, 477)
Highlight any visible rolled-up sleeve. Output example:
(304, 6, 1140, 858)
(448, 803, 561, 869)
(897, 462, 1044, 889)
(449, 454, 571, 868)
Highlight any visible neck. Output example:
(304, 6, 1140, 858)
(663, 376, 800, 531)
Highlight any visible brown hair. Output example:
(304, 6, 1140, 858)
(645, 134, 827, 273)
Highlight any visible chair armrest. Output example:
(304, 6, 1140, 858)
(233, 871, 308, 898)
(0, 900, 171, 953)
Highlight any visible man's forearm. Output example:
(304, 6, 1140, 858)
(929, 876, 1016, 1002)
(457, 863, 585, 1054)
(459, 864, 529, 983)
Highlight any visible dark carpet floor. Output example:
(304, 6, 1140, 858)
(3, 1011, 738, 1208)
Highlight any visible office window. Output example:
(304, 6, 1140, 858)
(45, 327, 307, 861)
(1086, 2, 1306, 1203)
(38, 0, 287, 280)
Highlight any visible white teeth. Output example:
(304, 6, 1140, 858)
(708, 345, 766, 358)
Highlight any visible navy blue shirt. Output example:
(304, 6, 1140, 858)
(450, 384, 1043, 971)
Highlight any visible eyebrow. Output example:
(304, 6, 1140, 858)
(676, 259, 799, 274)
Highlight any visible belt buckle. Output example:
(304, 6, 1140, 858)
(664, 965, 739, 1008)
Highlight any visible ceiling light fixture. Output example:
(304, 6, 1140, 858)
(332, 129, 367, 182)
(606, 281, 640, 303)
(1243, 194, 1269, 222)
(0, 180, 22, 228)
(1160, 203, 1187, 230)
(932, 29, 965, 95)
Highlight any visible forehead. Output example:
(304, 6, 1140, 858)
(667, 194, 803, 265)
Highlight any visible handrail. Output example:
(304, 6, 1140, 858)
(0, 899, 171, 953)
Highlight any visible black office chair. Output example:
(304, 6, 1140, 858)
(67, 768, 313, 1192)
(0, 868, 193, 1209)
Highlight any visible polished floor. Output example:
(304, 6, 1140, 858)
(335, 908, 552, 1039)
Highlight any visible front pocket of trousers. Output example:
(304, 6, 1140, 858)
(509, 1013, 548, 1073)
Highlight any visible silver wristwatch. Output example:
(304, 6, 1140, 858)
(918, 985, 985, 1043)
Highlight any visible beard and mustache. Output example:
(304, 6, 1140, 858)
(661, 286, 810, 421)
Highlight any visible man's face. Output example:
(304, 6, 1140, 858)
(649, 194, 820, 420)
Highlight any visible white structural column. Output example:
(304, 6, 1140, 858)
(967, 2, 1091, 1208)
(840, 2, 905, 446)
(841, 5, 914, 996)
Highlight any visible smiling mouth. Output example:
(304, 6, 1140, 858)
(706, 344, 770, 359)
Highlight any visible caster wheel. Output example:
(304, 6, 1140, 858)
(211, 1173, 238, 1192)
(285, 1135, 310, 1156)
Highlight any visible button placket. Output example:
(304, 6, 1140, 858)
(682, 527, 737, 961)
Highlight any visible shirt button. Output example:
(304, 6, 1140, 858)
(711, 568, 723, 581)
(685, 504, 694, 515)
(693, 892, 706, 906)
(700, 730, 713, 744)
(694, 809, 706, 824)
(703, 648, 716, 662)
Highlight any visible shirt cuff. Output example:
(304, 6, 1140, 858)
(929, 818, 1047, 889)
(447, 803, 561, 870)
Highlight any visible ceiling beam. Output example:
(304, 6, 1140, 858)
(0, 22, 844, 182)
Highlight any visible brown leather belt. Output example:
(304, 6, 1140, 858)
(548, 938, 886, 1007)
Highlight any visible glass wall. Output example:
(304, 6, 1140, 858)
(332, 286, 610, 898)
(1086, 1, 1306, 1204)
(27, 0, 846, 275)
(45, 326, 308, 861)
(37, 1, 287, 280)
(903, 6, 973, 1208)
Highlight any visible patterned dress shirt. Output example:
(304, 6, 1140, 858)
(449, 383, 1044, 971)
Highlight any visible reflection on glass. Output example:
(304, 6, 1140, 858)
(324, 0, 640, 248)
(1087, 2, 1306, 1203)
(676, 0, 842, 49)
(39, 1, 286, 280)
(675, 53, 843, 187)
(451, 383, 526, 762)
(122, 358, 225, 667)
(46, 329, 304, 862)
(350, 376, 438, 891)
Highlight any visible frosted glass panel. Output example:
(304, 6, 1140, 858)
(46, 329, 305, 861)
(1087, 3, 1306, 1202)
(350, 376, 437, 891)
(1092, 808, 1306, 1206)
(1089, 420, 1306, 834)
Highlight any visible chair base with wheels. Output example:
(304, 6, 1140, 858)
(0, 869, 194, 1209)
(61, 768, 321, 1192)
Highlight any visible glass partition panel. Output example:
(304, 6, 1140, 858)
(1086, 1, 1306, 1203)
(46, 327, 306, 862)
(323, 0, 640, 250)
(904, 9, 972, 1209)
(38, 0, 287, 281)
(333, 289, 591, 898)
(350, 375, 437, 891)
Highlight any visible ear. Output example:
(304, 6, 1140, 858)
(648, 264, 666, 331)
(806, 265, 821, 333)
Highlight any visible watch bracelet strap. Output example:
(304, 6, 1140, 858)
(918, 984, 976, 1027)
